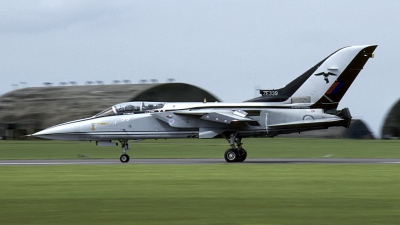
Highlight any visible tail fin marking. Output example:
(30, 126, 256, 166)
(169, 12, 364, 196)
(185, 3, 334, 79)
(246, 45, 377, 110)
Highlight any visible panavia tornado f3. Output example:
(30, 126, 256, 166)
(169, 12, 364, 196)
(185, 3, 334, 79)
(32, 45, 377, 163)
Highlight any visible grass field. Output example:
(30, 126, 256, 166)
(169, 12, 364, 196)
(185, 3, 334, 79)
(1, 139, 400, 224)
(0, 138, 399, 159)
(1, 164, 400, 225)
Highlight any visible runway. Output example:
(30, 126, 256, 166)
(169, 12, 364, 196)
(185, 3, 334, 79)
(1, 158, 400, 165)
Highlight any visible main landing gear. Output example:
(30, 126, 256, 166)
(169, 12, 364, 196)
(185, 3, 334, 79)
(223, 132, 247, 163)
(119, 140, 130, 163)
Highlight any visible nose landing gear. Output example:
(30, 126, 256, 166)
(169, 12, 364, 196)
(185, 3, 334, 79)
(119, 140, 130, 163)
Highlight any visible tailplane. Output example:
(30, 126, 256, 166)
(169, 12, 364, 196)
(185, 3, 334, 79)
(246, 45, 377, 110)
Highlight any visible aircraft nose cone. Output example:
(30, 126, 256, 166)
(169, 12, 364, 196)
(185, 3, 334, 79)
(31, 128, 59, 139)
(31, 123, 81, 140)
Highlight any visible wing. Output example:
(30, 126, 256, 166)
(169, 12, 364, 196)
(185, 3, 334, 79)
(314, 72, 324, 76)
(173, 110, 255, 123)
(152, 110, 256, 138)
(199, 112, 254, 124)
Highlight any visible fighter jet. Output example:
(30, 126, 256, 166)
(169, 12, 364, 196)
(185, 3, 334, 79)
(31, 45, 377, 163)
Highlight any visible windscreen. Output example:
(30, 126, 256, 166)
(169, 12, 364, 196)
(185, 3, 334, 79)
(94, 107, 116, 118)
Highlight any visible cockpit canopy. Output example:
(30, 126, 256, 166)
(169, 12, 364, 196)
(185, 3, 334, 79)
(94, 102, 165, 118)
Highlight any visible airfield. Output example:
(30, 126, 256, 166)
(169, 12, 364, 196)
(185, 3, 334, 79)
(1, 138, 400, 225)
(2, 158, 400, 165)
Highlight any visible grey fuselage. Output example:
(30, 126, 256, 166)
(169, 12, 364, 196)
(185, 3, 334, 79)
(32, 101, 346, 141)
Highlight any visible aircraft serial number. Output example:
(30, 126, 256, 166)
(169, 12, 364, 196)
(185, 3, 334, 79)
(262, 90, 279, 96)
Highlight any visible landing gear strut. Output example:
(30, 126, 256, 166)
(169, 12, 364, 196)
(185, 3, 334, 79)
(223, 132, 247, 163)
(119, 140, 130, 163)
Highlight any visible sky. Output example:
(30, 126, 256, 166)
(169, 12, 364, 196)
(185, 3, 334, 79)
(0, 0, 399, 137)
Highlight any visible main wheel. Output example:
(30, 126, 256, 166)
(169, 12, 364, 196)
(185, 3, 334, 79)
(224, 148, 239, 163)
(120, 154, 130, 163)
(236, 149, 247, 162)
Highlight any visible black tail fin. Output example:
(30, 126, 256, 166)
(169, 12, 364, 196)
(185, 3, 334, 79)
(311, 45, 377, 110)
(246, 45, 377, 109)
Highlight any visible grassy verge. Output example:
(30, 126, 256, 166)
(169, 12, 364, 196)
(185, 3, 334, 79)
(1, 164, 399, 225)
(0, 138, 400, 159)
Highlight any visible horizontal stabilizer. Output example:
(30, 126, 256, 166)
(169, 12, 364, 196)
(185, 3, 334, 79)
(268, 118, 343, 128)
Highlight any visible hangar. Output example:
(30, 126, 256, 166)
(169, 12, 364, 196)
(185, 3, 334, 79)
(381, 99, 400, 139)
(0, 83, 220, 139)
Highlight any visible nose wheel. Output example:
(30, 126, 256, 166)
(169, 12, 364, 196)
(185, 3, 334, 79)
(120, 154, 130, 163)
(119, 140, 130, 163)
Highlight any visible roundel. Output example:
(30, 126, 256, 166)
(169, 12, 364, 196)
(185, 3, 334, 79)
(303, 115, 314, 122)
